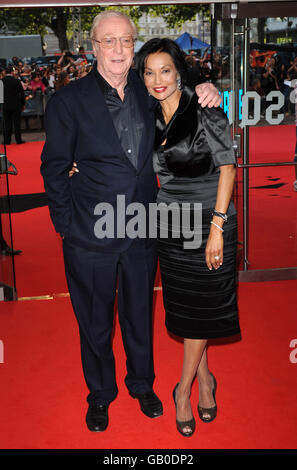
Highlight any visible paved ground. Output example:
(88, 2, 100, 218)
(20, 117, 45, 142)
(21, 130, 45, 142)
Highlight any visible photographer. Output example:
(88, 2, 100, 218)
(57, 50, 75, 70)
(2, 66, 26, 145)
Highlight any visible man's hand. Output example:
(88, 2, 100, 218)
(195, 82, 222, 108)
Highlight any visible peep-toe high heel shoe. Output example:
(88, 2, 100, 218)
(173, 384, 196, 437)
(197, 372, 217, 423)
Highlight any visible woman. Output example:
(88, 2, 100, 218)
(30, 72, 46, 94)
(135, 38, 240, 437)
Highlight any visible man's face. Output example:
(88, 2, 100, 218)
(92, 16, 135, 83)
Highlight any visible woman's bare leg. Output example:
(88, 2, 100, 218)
(175, 338, 207, 433)
(197, 347, 216, 420)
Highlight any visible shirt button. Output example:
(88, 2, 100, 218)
(127, 149, 132, 154)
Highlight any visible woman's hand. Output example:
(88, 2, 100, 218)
(69, 162, 79, 177)
(205, 225, 224, 270)
(206, 164, 236, 270)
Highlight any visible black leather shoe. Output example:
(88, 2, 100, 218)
(86, 403, 109, 432)
(129, 390, 163, 418)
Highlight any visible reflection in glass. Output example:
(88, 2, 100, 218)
(211, 15, 297, 274)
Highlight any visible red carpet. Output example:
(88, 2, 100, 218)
(6, 141, 46, 196)
(0, 127, 296, 450)
(11, 206, 68, 297)
(236, 124, 297, 270)
(0, 281, 297, 449)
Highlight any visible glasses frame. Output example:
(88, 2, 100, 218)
(92, 36, 136, 49)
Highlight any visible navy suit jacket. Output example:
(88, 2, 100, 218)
(41, 67, 158, 252)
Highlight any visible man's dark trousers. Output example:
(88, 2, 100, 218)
(63, 237, 158, 406)
(3, 109, 22, 144)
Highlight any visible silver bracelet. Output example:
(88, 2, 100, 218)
(210, 221, 224, 232)
(212, 209, 228, 222)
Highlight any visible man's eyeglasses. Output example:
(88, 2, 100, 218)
(92, 36, 135, 49)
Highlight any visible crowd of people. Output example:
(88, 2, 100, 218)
(184, 46, 297, 117)
(2, 47, 213, 103)
(2, 45, 296, 121)
(183, 47, 297, 118)
(249, 52, 297, 114)
(0, 48, 93, 99)
(0, 49, 94, 143)
(1, 43, 296, 152)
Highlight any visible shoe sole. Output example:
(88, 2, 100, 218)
(140, 407, 163, 418)
(86, 421, 108, 432)
(130, 393, 163, 418)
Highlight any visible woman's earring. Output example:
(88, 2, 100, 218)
(177, 77, 182, 90)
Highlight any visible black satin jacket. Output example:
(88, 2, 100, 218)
(153, 86, 236, 185)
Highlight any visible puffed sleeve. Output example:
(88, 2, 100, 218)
(200, 106, 236, 167)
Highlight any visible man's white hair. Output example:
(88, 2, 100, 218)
(90, 10, 138, 40)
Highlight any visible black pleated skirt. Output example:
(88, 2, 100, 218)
(157, 207, 240, 340)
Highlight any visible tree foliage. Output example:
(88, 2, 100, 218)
(0, 7, 71, 50)
(145, 5, 210, 29)
(0, 4, 210, 53)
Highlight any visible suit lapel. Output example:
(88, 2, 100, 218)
(129, 71, 154, 172)
(80, 69, 135, 170)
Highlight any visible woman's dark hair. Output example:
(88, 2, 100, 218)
(135, 38, 188, 88)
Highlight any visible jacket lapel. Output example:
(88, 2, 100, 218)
(129, 70, 155, 172)
(80, 68, 154, 172)
(80, 69, 135, 170)
(154, 86, 194, 149)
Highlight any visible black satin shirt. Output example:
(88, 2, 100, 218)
(153, 86, 236, 183)
(153, 86, 237, 213)
(94, 68, 143, 168)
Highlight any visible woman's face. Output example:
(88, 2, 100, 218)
(143, 51, 180, 102)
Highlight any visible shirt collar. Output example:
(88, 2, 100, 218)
(93, 63, 131, 98)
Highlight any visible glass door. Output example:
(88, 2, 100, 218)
(0, 80, 18, 301)
(212, 3, 297, 281)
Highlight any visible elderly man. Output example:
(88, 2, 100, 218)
(41, 11, 221, 432)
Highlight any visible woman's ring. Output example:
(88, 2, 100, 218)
(214, 256, 220, 260)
